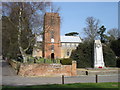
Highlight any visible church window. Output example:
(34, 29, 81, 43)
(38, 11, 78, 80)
(51, 16, 55, 26)
(51, 38, 54, 43)
(74, 44, 77, 47)
(62, 43, 65, 47)
(67, 51, 70, 56)
(76, 43, 79, 46)
(51, 45, 54, 50)
(64, 43, 66, 47)
(67, 43, 70, 47)
(71, 43, 73, 47)
(50, 31, 54, 38)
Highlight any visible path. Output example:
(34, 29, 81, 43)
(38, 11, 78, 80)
(2, 60, 16, 76)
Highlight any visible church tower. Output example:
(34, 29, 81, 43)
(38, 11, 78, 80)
(43, 13, 61, 59)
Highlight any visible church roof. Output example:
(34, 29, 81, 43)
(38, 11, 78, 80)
(36, 35, 82, 43)
(60, 36, 82, 43)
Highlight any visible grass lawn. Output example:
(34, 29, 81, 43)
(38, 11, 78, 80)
(2, 82, 119, 89)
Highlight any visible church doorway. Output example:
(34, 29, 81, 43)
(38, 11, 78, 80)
(51, 53, 54, 60)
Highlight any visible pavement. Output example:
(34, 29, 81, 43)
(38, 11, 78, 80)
(1, 59, 120, 86)
(2, 60, 16, 76)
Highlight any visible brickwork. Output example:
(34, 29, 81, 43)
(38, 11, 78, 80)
(18, 61, 77, 77)
(71, 61, 77, 75)
(43, 13, 61, 59)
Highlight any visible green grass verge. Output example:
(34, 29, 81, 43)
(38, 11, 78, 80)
(2, 82, 119, 89)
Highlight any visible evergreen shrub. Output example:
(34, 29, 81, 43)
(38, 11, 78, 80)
(60, 58, 73, 65)
(70, 41, 116, 68)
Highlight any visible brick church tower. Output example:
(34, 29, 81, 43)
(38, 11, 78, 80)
(43, 13, 61, 59)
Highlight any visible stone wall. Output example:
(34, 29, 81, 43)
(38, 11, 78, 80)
(77, 68, 119, 75)
(18, 61, 77, 77)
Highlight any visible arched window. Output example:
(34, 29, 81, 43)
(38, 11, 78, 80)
(50, 31, 54, 38)
(67, 50, 70, 56)
(51, 45, 54, 50)
(51, 16, 55, 26)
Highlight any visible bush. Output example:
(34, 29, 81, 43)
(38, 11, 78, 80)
(60, 58, 73, 65)
(110, 39, 120, 57)
(70, 42, 94, 68)
(103, 44, 116, 67)
(116, 57, 120, 67)
(70, 41, 116, 68)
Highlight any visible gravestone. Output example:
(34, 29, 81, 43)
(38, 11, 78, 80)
(94, 40, 105, 68)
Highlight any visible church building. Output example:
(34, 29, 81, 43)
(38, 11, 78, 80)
(33, 13, 82, 59)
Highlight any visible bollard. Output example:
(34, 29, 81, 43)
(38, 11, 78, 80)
(86, 71, 88, 75)
(96, 74, 98, 83)
(44, 59, 46, 63)
(62, 75, 64, 84)
(53, 59, 56, 63)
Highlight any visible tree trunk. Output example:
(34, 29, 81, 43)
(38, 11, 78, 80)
(18, 33, 27, 63)
(18, 8, 27, 63)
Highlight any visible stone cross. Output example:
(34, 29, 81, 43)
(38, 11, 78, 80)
(94, 40, 105, 68)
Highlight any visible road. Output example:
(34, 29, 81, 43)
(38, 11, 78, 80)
(1, 60, 119, 86)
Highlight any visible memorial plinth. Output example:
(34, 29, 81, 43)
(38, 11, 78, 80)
(94, 40, 105, 68)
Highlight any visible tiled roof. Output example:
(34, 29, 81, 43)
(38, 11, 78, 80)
(60, 36, 82, 43)
(36, 35, 82, 43)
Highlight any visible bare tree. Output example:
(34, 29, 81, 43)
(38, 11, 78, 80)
(83, 17, 100, 41)
(2, 2, 50, 62)
(107, 28, 119, 40)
